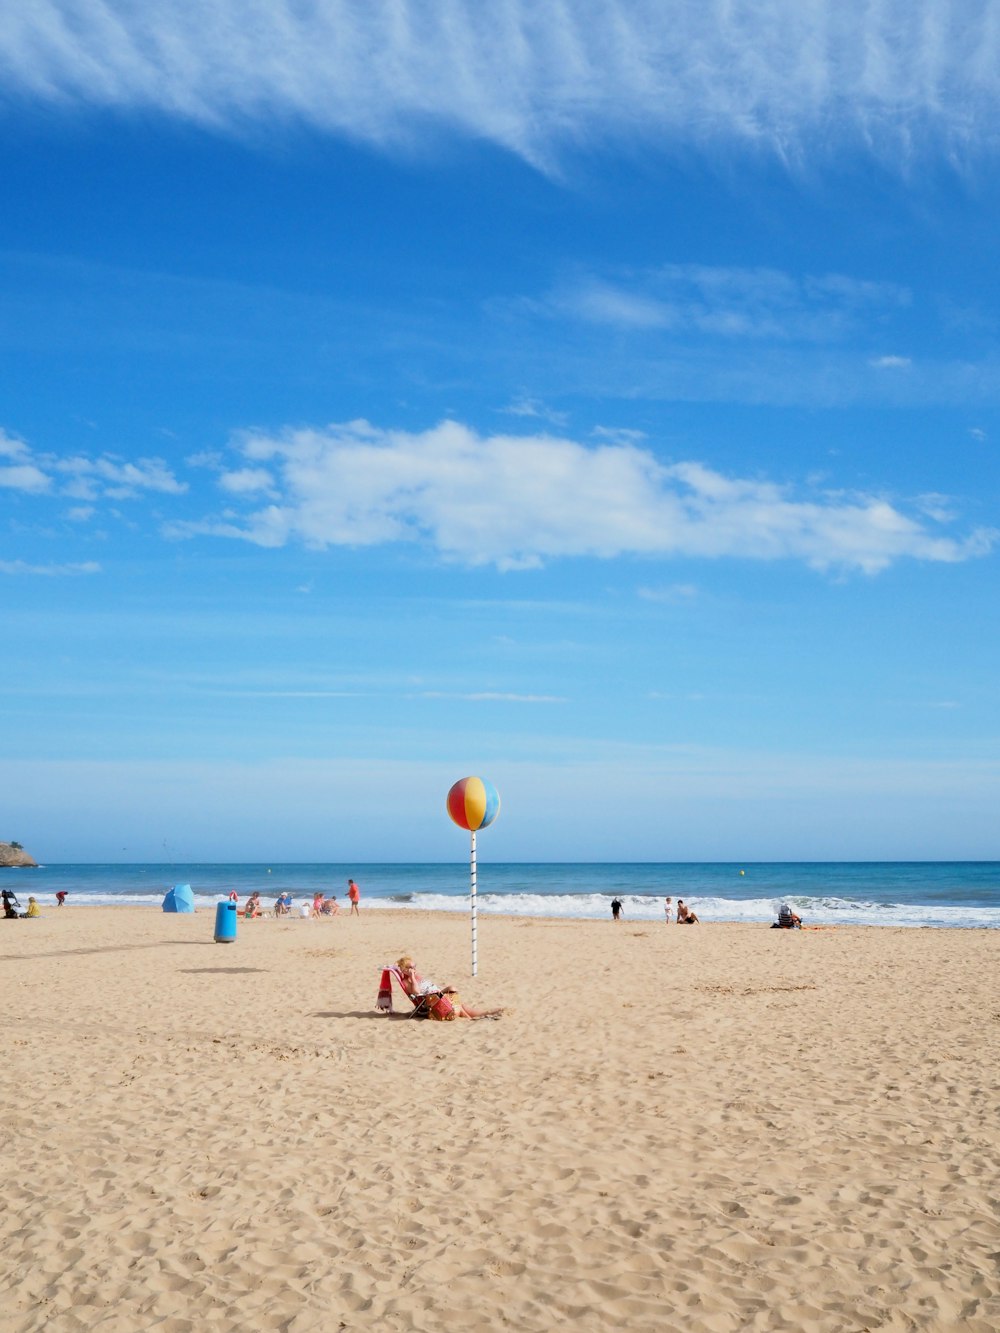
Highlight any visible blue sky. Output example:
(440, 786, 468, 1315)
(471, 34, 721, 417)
(2, 1, 999, 862)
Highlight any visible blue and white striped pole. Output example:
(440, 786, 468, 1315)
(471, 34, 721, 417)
(470, 830, 478, 977)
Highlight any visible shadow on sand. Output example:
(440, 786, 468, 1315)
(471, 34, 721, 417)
(0, 940, 217, 962)
(310, 1010, 414, 1021)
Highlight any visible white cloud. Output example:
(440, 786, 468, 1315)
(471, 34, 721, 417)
(0, 559, 101, 576)
(869, 355, 912, 368)
(0, 433, 187, 502)
(218, 467, 278, 496)
(498, 398, 569, 427)
(969, 427, 987, 441)
(638, 583, 698, 603)
(172, 418, 997, 574)
(0, 463, 51, 493)
(592, 426, 648, 444)
(417, 691, 567, 704)
(54, 455, 187, 498)
(3, 3, 999, 169)
(0, 429, 30, 459)
(538, 265, 909, 340)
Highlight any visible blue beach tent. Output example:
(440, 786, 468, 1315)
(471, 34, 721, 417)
(162, 883, 195, 913)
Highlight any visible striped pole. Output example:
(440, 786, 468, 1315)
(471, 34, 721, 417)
(470, 829, 478, 977)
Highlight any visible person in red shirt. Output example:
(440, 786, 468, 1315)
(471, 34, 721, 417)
(347, 878, 360, 915)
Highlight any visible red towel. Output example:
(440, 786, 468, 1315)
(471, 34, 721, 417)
(377, 967, 396, 1012)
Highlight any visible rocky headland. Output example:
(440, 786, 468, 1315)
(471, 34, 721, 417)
(0, 842, 37, 868)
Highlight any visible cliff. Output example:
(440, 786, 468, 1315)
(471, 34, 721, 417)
(0, 842, 37, 868)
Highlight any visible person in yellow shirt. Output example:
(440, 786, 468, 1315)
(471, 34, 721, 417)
(25, 897, 41, 917)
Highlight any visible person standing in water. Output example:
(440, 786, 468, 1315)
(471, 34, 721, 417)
(611, 897, 623, 921)
(348, 878, 361, 915)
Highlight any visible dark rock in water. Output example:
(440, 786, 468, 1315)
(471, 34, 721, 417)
(0, 842, 37, 868)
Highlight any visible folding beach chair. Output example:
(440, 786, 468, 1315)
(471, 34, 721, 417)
(375, 966, 456, 1020)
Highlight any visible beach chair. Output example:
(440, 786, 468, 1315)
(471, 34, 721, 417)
(376, 966, 456, 1020)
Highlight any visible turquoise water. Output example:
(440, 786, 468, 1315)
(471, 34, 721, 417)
(3, 861, 999, 927)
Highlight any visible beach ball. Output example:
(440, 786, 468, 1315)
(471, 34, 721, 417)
(447, 776, 500, 832)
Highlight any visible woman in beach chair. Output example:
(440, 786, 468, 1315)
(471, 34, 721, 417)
(377, 956, 503, 1020)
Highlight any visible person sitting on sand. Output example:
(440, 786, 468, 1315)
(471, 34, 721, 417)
(677, 900, 699, 924)
(323, 896, 340, 916)
(243, 892, 262, 919)
(25, 896, 41, 918)
(772, 904, 802, 929)
(396, 955, 503, 1021)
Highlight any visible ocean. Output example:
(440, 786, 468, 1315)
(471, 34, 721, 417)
(2, 861, 999, 927)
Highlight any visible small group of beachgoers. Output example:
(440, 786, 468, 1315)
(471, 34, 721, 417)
(232, 878, 362, 920)
(2, 890, 40, 919)
(377, 955, 503, 1021)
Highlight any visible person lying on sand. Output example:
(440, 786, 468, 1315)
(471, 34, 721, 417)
(396, 955, 503, 1021)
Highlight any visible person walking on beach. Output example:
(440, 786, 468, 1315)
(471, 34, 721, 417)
(348, 878, 360, 915)
(611, 897, 623, 921)
(664, 896, 672, 923)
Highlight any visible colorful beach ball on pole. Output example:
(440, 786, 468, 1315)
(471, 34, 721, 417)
(446, 775, 500, 833)
(447, 776, 500, 978)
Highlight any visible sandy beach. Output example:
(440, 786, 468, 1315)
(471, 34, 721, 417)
(1, 906, 997, 1332)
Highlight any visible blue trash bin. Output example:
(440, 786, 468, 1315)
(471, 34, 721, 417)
(214, 900, 238, 943)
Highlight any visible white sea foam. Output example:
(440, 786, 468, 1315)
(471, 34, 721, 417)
(361, 892, 1000, 929)
(30, 890, 1000, 928)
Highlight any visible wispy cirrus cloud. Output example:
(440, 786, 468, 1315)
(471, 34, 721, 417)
(0, 559, 101, 576)
(3, 3, 1000, 169)
(531, 265, 910, 341)
(168, 418, 997, 574)
(417, 691, 567, 704)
